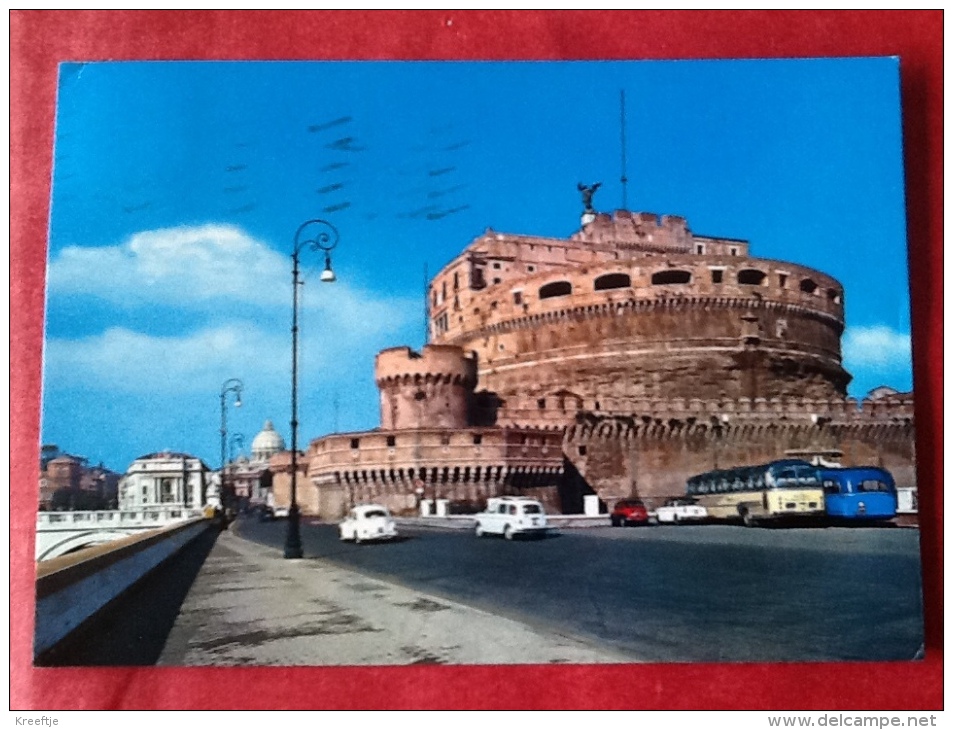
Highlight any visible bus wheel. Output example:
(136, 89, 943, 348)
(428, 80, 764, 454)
(741, 510, 756, 528)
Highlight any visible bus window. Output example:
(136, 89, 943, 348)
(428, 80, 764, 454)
(823, 479, 840, 495)
(776, 469, 796, 486)
(859, 479, 890, 492)
(794, 465, 819, 485)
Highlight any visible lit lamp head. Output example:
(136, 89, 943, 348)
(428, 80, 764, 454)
(320, 252, 336, 283)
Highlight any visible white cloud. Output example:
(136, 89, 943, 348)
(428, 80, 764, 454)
(48, 223, 388, 315)
(44, 223, 420, 394)
(842, 325, 912, 370)
(45, 324, 288, 393)
(49, 224, 289, 307)
(44, 310, 411, 397)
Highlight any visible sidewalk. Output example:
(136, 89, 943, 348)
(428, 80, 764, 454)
(157, 529, 633, 666)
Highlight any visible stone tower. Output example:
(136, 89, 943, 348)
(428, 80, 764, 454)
(374, 345, 478, 431)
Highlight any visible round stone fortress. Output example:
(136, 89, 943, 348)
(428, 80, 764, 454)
(271, 205, 916, 518)
(429, 210, 849, 411)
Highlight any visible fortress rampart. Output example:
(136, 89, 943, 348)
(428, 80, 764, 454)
(564, 398, 916, 510)
(304, 427, 566, 514)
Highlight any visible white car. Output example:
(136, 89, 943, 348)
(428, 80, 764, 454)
(475, 496, 549, 540)
(339, 504, 398, 543)
(655, 498, 708, 524)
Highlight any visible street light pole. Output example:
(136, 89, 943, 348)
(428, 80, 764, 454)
(285, 219, 338, 560)
(219, 378, 243, 510)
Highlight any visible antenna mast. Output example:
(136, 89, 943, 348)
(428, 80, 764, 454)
(620, 89, 629, 210)
(423, 262, 430, 345)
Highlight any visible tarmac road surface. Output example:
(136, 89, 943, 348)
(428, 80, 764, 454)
(236, 516, 924, 663)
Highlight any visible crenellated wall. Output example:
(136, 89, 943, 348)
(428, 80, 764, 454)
(570, 210, 698, 252)
(270, 427, 567, 518)
(564, 395, 916, 509)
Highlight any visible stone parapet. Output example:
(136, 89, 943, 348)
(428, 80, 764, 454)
(375, 344, 477, 387)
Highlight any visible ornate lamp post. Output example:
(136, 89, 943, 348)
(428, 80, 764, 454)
(229, 433, 245, 510)
(286, 219, 338, 559)
(230, 433, 245, 461)
(219, 378, 243, 510)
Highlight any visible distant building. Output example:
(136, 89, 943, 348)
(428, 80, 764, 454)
(38, 445, 120, 511)
(221, 421, 284, 508)
(118, 452, 210, 511)
(251, 419, 286, 461)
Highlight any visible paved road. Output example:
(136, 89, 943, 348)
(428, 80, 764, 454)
(234, 517, 924, 663)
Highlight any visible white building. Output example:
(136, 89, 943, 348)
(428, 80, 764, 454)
(119, 451, 212, 511)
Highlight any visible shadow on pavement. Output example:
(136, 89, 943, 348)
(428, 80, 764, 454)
(35, 526, 222, 666)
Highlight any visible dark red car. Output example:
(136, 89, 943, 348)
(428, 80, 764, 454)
(611, 499, 650, 526)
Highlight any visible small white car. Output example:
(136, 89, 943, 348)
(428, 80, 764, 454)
(655, 498, 708, 524)
(339, 504, 398, 543)
(475, 497, 548, 540)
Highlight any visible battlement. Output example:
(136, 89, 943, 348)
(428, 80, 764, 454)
(560, 395, 915, 440)
(570, 210, 693, 252)
(375, 344, 477, 387)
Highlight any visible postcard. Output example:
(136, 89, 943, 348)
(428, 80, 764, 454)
(34, 58, 923, 670)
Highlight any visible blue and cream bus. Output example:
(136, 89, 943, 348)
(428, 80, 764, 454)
(686, 459, 826, 526)
(819, 466, 897, 522)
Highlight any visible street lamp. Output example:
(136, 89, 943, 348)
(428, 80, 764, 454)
(286, 219, 339, 559)
(220, 378, 243, 511)
(230, 433, 245, 510)
(230, 433, 245, 461)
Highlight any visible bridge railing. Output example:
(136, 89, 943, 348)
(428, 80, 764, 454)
(37, 507, 206, 527)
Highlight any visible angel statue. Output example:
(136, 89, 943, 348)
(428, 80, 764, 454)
(577, 182, 601, 213)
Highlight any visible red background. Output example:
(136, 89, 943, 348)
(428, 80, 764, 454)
(10, 11, 943, 710)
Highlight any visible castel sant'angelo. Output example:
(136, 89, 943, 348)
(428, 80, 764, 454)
(272, 187, 916, 518)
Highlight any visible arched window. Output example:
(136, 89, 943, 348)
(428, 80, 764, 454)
(594, 272, 631, 291)
(737, 269, 766, 286)
(800, 278, 818, 294)
(651, 270, 691, 286)
(827, 289, 842, 304)
(539, 281, 572, 299)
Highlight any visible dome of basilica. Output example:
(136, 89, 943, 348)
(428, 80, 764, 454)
(251, 420, 286, 461)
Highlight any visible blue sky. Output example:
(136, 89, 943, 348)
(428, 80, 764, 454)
(42, 58, 913, 473)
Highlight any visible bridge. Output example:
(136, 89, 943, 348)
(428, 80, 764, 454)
(35, 507, 206, 561)
(26, 511, 932, 711)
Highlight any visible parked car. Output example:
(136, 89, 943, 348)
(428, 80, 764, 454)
(256, 504, 275, 522)
(655, 497, 708, 524)
(475, 496, 549, 540)
(611, 499, 650, 526)
(339, 504, 398, 543)
(272, 506, 290, 519)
